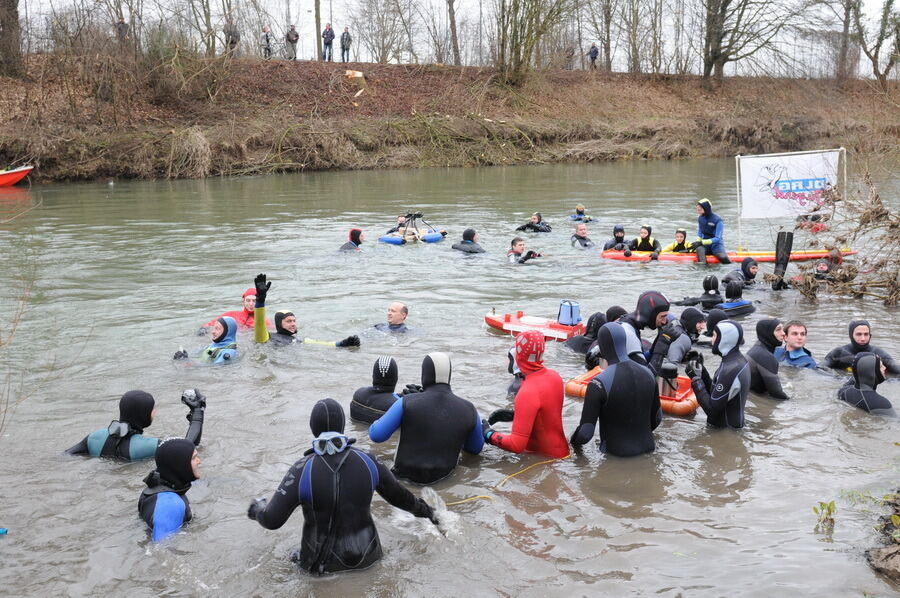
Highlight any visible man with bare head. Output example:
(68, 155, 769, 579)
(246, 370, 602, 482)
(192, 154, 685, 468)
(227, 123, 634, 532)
(374, 302, 409, 333)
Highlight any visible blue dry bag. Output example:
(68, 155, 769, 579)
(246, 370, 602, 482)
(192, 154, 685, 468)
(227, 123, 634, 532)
(557, 300, 581, 325)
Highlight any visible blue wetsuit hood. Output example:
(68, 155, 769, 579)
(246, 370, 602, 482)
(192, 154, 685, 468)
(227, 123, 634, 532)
(697, 198, 714, 218)
(210, 316, 238, 347)
(597, 322, 631, 365)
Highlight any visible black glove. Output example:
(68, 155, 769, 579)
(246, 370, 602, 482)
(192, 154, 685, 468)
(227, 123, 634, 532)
(684, 350, 704, 367)
(196, 326, 209, 336)
(173, 348, 189, 360)
(623, 249, 632, 257)
(516, 224, 527, 232)
(402, 383, 424, 395)
(440, 230, 448, 237)
(488, 408, 515, 425)
(336, 335, 360, 348)
(181, 388, 206, 411)
(650, 252, 659, 260)
(690, 241, 703, 250)
(254, 273, 270, 304)
(247, 497, 267, 520)
(413, 498, 439, 525)
(684, 354, 704, 379)
(481, 418, 495, 442)
(524, 250, 537, 260)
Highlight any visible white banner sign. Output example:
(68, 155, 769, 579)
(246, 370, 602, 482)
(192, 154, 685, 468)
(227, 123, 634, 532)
(737, 149, 841, 219)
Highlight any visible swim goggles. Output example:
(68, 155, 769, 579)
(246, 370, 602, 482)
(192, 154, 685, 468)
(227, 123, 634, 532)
(311, 432, 350, 456)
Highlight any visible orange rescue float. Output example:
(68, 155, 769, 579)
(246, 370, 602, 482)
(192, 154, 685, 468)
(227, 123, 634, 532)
(565, 366, 699, 417)
(484, 310, 585, 342)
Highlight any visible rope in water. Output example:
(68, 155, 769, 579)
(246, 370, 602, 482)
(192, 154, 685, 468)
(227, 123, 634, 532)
(444, 455, 571, 507)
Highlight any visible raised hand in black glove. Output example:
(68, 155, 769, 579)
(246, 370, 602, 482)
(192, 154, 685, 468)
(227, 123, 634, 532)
(247, 497, 268, 520)
(481, 418, 495, 442)
(336, 335, 361, 348)
(254, 273, 271, 304)
(173, 348, 189, 360)
(181, 388, 206, 410)
(413, 498, 439, 525)
(684, 354, 704, 379)
(488, 408, 514, 425)
(402, 383, 424, 395)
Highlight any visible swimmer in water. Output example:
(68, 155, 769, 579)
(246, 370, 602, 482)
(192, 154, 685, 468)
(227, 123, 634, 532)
(248, 399, 438, 574)
(838, 353, 895, 414)
(373, 301, 410, 333)
(138, 438, 201, 541)
(66, 389, 205, 460)
(452, 228, 486, 253)
(340, 228, 364, 251)
(685, 320, 750, 429)
(350, 356, 401, 424)
(507, 237, 541, 263)
(516, 212, 552, 233)
(570, 222, 595, 249)
(823, 320, 899, 374)
(174, 316, 238, 364)
(773, 320, 816, 369)
(746, 318, 790, 400)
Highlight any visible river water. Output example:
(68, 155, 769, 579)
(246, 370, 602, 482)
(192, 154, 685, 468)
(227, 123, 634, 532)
(0, 160, 898, 596)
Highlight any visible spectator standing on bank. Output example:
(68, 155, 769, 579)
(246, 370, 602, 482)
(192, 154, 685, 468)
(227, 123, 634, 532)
(286, 25, 299, 60)
(588, 43, 599, 70)
(115, 17, 129, 46)
(261, 26, 274, 59)
(224, 19, 240, 56)
(340, 27, 352, 62)
(322, 23, 335, 61)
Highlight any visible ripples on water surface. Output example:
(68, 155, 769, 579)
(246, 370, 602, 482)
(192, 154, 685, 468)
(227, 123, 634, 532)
(0, 160, 898, 596)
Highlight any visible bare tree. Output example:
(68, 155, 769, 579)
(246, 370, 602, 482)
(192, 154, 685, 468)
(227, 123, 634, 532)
(586, 0, 618, 71)
(447, 0, 461, 65)
(351, 0, 405, 63)
(0, 0, 25, 76)
(853, 0, 899, 90)
(495, 0, 573, 85)
(315, 0, 322, 59)
(390, 0, 419, 62)
(702, 0, 803, 80)
(417, 1, 451, 63)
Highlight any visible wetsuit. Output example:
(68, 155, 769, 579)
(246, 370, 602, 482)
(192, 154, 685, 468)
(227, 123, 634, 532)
(194, 316, 238, 364)
(688, 321, 749, 428)
(585, 306, 629, 369)
(774, 346, 817, 369)
(249, 399, 436, 574)
(837, 353, 894, 414)
(508, 249, 540, 264)
(714, 281, 755, 316)
(602, 225, 628, 251)
(570, 322, 661, 456)
(565, 312, 606, 354)
(571, 233, 595, 249)
(679, 307, 706, 343)
(660, 230, 692, 253)
(620, 290, 670, 373)
(724, 257, 758, 287)
(568, 207, 593, 222)
(823, 320, 899, 374)
(67, 390, 204, 460)
(516, 212, 552, 232)
(629, 232, 662, 253)
(695, 198, 731, 264)
(254, 288, 358, 348)
(672, 275, 723, 310)
(369, 353, 483, 484)
(659, 317, 693, 364)
(351, 356, 401, 424)
(340, 228, 363, 251)
(452, 228, 485, 253)
(138, 438, 197, 541)
(373, 322, 408, 333)
(485, 331, 569, 458)
(747, 319, 790, 400)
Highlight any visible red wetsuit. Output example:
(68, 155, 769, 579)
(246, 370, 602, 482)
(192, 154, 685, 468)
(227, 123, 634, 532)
(205, 309, 272, 330)
(490, 331, 570, 458)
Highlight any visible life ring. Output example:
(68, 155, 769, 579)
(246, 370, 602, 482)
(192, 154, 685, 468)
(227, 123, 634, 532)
(565, 366, 699, 416)
(378, 235, 405, 245)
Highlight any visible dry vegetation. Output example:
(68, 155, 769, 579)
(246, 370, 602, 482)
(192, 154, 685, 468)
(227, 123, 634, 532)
(0, 54, 898, 181)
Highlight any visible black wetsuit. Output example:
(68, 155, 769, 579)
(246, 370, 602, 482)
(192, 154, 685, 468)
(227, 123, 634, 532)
(837, 352, 895, 414)
(373, 322, 408, 333)
(724, 258, 758, 287)
(672, 275, 722, 310)
(690, 321, 750, 428)
(250, 399, 434, 574)
(629, 236, 662, 252)
(571, 234, 595, 249)
(652, 317, 693, 366)
(602, 226, 627, 251)
(747, 319, 790, 400)
(565, 312, 606, 354)
(452, 240, 485, 253)
(66, 390, 203, 460)
(369, 353, 483, 484)
(570, 322, 661, 456)
(823, 320, 899, 374)
(138, 438, 197, 542)
(516, 220, 552, 232)
(351, 357, 401, 424)
(339, 241, 360, 251)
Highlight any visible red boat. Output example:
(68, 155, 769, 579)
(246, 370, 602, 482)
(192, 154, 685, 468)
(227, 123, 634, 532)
(0, 166, 33, 187)
(565, 366, 699, 416)
(484, 310, 585, 342)
(600, 248, 856, 263)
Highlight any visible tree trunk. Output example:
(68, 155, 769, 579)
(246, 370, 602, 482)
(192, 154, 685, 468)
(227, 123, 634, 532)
(0, 0, 25, 77)
(602, 0, 612, 71)
(315, 0, 322, 60)
(447, 0, 461, 65)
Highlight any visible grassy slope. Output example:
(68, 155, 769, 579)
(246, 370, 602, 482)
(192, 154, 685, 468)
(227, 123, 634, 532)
(1, 56, 898, 181)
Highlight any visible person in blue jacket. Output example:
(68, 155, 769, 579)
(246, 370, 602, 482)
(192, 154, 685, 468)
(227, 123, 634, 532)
(369, 352, 484, 484)
(174, 316, 238, 364)
(138, 438, 201, 541)
(774, 320, 817, 369)
(692, 198, 731, 264)
(66, 389, 205, 460)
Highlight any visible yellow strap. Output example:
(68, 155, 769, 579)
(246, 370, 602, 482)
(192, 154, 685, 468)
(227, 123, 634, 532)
(443, 454, 571, 508)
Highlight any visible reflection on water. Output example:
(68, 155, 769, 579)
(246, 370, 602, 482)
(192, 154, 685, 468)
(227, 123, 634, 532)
(0, 160, 898, 595)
